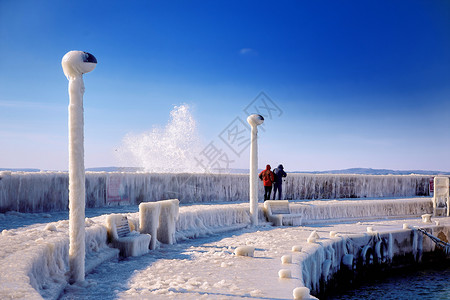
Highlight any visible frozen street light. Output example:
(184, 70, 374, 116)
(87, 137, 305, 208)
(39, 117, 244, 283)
(62, 50, 97, 283)
(247, 114, 264, 225)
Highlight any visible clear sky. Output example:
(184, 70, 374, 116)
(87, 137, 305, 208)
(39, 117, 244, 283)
(1, 0, 449, 172)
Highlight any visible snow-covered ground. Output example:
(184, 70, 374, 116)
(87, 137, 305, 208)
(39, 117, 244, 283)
(1, 198, 448, 300)
(60, 218, 450, 300)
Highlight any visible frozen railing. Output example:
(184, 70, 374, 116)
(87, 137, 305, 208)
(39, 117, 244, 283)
(0, 171, 433, 213)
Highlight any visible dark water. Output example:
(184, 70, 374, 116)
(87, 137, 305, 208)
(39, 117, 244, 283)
(328, 266, 450, 300)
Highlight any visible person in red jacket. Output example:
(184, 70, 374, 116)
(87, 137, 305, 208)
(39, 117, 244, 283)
(259, 164, 275, 201)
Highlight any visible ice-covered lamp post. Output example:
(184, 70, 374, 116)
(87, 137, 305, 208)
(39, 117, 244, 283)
(61, 50, 97, 283)
(247, 114, 264, 225)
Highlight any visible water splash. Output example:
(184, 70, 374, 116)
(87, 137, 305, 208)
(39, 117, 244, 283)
(117, 104, 204, 173)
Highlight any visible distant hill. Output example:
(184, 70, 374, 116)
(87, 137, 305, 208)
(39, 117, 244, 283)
(218, 167, 450, 175)
(1, 167, 449, 175)
(291, 168, 450, 176)
(0, 168, 41, 172)
(85, 167, 144, 172)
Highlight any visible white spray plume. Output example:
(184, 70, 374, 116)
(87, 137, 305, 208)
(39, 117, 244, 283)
(118, 104, 204, 173)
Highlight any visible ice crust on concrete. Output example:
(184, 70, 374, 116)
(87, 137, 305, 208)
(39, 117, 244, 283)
(139, 201, 161, 249)
(234, 246, 255, 257)
(293, 287, 313, 299)
(279, 269, 292, 278)
(0, 172, 432, 213)
(433, 176, 449, 216)
(0, 217, 117, 300)
(106, 214, 150, 257)
(281, 254, 292, 264)
(175, 203, 251, 240)
(157, 199, 179, 245)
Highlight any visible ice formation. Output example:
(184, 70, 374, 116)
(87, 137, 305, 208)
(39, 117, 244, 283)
(247, 114, 264, 225)
(62, 50, 97, 283)
(422, 213, 432, 223)
(139, 201, 161, 249)
(278, 269, 292, 278)
(0, 172, 433, 213)
(105, 214, 150, 257)
(156, 199, 179, 244)
(281, 254, 292, 264)
(432, 176, 449, 216)
(117, 104, 203, 173)
(292, 245, 302, 252)
(234, 246, 255, 257)
(288, 198, 433, 224)
(307, 231, 320, 243)
(44, 223, 57, 231)
(1, 199, 449, 299)
(264, 200, 303, 226)
(341, 254, 354, 269)
(0, 216, 117, 300)
(293, 287, 312, 300)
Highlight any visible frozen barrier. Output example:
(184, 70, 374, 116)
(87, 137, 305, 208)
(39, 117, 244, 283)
(433, 176, 449, 216)
(289, 198, 433, 224)
(175, 203, 253, 240)
(298, 225, 450, 297)
(0, 171, 433, 213)
(0, 217, 118, 300)
(157, 199, 179, 245)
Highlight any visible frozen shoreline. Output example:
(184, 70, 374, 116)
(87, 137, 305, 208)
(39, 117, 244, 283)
(0, 198, 448, 299)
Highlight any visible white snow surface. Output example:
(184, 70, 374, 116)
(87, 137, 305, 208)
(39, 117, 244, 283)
(0, 198, 448, 300)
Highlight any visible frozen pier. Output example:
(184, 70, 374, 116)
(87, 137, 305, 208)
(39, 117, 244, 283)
(0, 197, 448, 299)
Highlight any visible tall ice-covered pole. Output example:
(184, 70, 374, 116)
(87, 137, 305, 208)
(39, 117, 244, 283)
(247, 114, 264, 225)
(62, 50, 97, 283)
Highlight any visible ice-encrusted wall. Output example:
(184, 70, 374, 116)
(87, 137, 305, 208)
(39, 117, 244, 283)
(299, 226, 450, 296)
(0, 171, 432, 213)
(284, 174, 431, 199)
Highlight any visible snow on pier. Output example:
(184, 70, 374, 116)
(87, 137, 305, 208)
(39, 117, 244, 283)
(0, 197, 447, 299)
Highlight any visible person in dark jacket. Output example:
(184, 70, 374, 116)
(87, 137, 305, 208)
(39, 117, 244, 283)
(259, 164, 275, 201)
(273, 164, 287, 200)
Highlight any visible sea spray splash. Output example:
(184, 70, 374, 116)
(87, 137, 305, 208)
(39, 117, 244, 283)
(117, 104, 204, 173)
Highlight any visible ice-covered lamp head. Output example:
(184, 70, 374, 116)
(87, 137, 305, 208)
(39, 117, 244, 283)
(247, 114, 264, 127)
(62, 51, 97, 80)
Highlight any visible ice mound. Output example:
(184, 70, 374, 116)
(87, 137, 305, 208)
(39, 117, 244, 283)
(293, 287, 311, 299)
(292, 245, 302, 252)
(307, 231, 320, 243)
(234, 246, 255, 257)
(281, 254, 292, 264)
(278, 269, 291, 278)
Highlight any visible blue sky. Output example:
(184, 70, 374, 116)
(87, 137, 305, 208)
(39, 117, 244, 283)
(1, 0, 449, 172)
